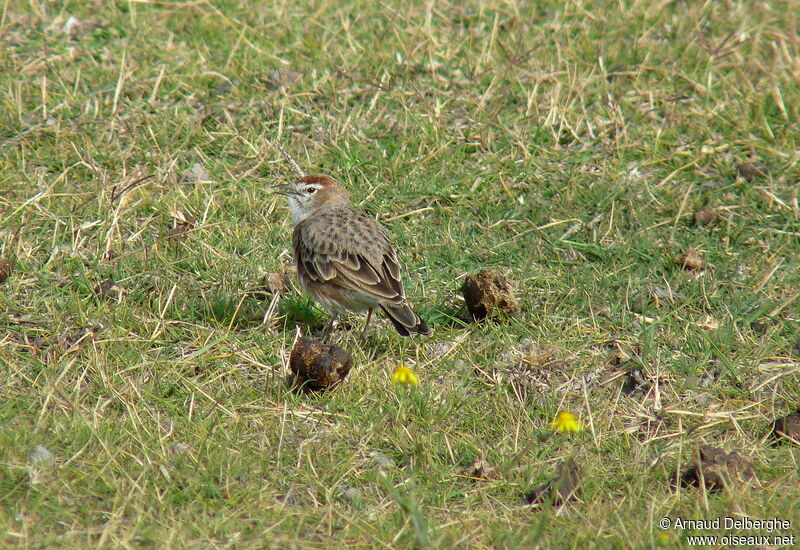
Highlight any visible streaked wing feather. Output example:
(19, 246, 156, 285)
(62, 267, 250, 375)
(294, 208, 406, 303)
(336, 257, 399, 300)
(337, 250, 360, 270)
(312, 256, 336, 280)
(338, 256, 380, 285)
(384, 252, 401, 281)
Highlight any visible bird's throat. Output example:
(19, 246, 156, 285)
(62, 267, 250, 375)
(288, 198, 311, 225)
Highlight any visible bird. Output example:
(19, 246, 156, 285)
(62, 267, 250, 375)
(272, 144, 431, 337)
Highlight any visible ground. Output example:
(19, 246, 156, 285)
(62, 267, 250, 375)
(1, 1, 799, 548)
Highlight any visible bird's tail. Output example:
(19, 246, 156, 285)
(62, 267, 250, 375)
(380, 303, 431, 337)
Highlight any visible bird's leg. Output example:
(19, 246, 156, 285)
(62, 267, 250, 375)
(361, 308, 374, 339)
(323, 314, 338, 341)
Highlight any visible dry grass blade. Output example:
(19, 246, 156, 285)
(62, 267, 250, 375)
(275, 141, 305, 179)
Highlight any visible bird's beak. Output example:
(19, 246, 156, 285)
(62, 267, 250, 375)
(272, 183, 296, 196)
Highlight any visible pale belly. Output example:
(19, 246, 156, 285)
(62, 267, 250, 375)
(299, 274, 379, 314)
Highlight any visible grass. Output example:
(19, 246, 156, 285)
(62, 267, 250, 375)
(1, 0, 799, 548)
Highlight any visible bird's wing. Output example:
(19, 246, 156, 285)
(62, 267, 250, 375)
(293, 209, 406, 303)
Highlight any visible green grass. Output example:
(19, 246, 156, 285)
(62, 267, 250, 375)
(1, 0, 799, 548)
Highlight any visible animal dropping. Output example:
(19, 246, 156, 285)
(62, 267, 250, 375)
(680, 445, 755, 491)
(259, 271, 290, 298)
(0, 258, 13, 284)
(460, 458, 498, 482)
(525, 458, 582, 507)
(289, 335, 353, 392)
(736, 162, 768, 182)
(676, 249, 705, 271)
(461, 269, 518, 320)
(693, 207, 717, 227)
(768, 410, 800, 445)
(167, 210, 196, 244)
(94, 278, 126, 302)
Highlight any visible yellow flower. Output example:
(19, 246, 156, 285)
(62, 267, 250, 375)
(391, 365, 419, 386)
(550, 411, 581, 433)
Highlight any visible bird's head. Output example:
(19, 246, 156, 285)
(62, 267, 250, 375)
(273, 174, 351, 224)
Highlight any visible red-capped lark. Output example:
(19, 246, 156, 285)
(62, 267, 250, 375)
(273, 146, 431, 337)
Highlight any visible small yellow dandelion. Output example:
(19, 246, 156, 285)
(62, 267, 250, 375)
(391, 365, 419, 386)
(550, 411, 581, 433)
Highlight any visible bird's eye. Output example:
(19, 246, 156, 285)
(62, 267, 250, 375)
(306, 187, 317, 194)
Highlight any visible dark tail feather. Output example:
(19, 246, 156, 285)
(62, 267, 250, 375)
(380, 304, 431, 337)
